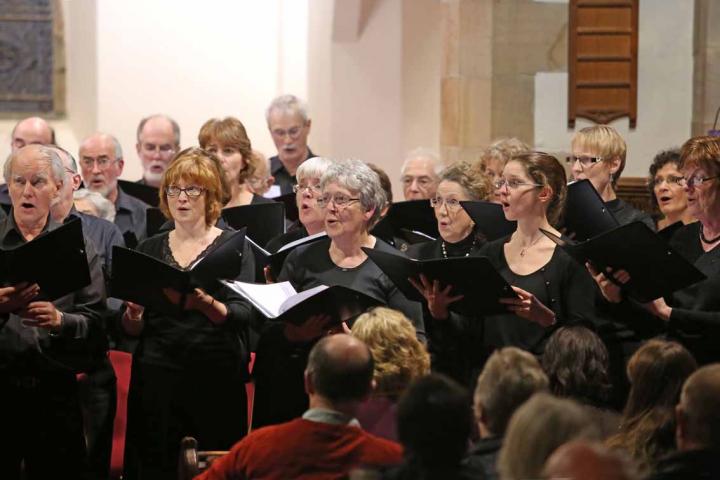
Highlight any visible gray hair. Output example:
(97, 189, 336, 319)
(4, 144, 65, 185)
(136, 114, 181, 146)
(401, 147, 443, 176)
(73, 188, 117, 222)
(296, 157, 334, 184)
(321, 159, 386, 227)
(265, 94, 309, 123)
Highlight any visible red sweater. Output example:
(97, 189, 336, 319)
(195, 418, 403, 480)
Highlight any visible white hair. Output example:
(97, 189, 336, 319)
(401, 147, 443, 176)
(265, 94, 309, 123)
(321, 159, 386, 227)
(296, 157, 334, 183)
(73, 188, 117, 222)
(4, 144, 65, 185)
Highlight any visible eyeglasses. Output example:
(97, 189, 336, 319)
(650, 175, 685, 188)
(141, 143, 176, 156)
(493, 178, 544, 190)
(165, 185, 205, 198)
(292, 183, 323, 195)
(316, 193, 360, 209)
(566, 155, 603, 167)
(680, 175, 720, 189)
(430, 197, 462, 211)
(401, 175, 434, 188)
(270, 126, 305, 140)
(80, 157, 118, 169)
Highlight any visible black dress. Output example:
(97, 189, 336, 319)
(125, 231, 254, 480)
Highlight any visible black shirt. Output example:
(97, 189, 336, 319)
(278, 237, 425, 340)
(269, 147, 316, 195)
(132, 231, 254, 373)
(0, 213, 106, 374)
(606, 198, 655, 231)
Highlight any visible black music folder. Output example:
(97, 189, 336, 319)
(564, 179, 619, 241)
(118, 180, 159, 207)
(541, 222, 705, 302)
(0, 218, 91, 300)
(110, 228, 247, 315)
(146, 207, 167, 238)
(222, 203, 285, 248)
(273, 192, 299, 223)
(371, 200, 439, 241)
(248, 231, 328, 278)
(460, 201, 517, 241)
(221, 280, 380, 325)
(362, 247, 517, 316)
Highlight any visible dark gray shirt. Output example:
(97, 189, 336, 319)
(115, 187, 149, 247)
(269, 147, 316, 195)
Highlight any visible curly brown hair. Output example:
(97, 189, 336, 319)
(439, 161, 492, 201)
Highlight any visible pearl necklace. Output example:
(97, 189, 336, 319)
(518, 232, 544, 257)
(441, 237, 476, 258)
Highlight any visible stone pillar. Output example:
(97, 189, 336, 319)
(692, 0, 720, 136)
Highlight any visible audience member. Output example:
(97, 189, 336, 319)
(606, 339, 697, 472)
(0, 144, 107, 478)
(197, 334, 402, 480)
(247, 149, 276, 197)
(400, 147, 442, 200)
(475, 137, 529, 203)
(79, 132, 148, 246)
(466, 347, 549, 480)
(497, 393, 600, 480)
(648, 149, 695, 231)
(543, 440, 641, 480)
(135, 114, 180, 187)
(351, 307, 430, 441)
(650, 364, 720, 479)
(74, 188, 117, 222)
(266, 94, 316, 194)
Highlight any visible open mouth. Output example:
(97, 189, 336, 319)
(501, 201, 510, 208)
(659, 195, 672, 203)
(20, 202, 34, 209)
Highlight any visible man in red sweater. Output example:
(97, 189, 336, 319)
(196, 334, 403, 480)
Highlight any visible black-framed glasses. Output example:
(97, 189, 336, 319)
(165, 185, 205, 198)
(493, 178, 544, 190)
(681, 175, 720, 189)
(566, 155, 603, 167)
(650, 175, 685, 188)
(316, 193, 360, 209)
(430, 197, 462, 211)
(292, 183, 323, 195)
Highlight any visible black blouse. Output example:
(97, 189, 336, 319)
(133, 231, 253, 372)
(278, 237, 425, 340)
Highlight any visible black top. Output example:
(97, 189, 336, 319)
(406, 230, 485, 260)
(649, 448, 720, 480)
(68, 208, 125, 271)
(0, 213, 106, 374)
(250, 194, 275, 205)
(480, 235, 599, 353)
(132, 231, 253, 373)
(278, 237, 425, 339)
(463, 436, 502, 480)
(115, 187, 149, 247)
(269, 147, 316, 195)
(666, 222, 720, 364)
(606, 198, 655, 231)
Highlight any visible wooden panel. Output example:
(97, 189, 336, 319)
(617, 177, 653, 215)
(568, 0, 638, 127)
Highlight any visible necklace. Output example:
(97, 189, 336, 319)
(441, 236, 477, 259)
(700, 224, 720, 244)
(518, 232, 544, 257)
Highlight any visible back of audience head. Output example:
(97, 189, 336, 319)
(543, 440, 641, 480)
(498, 393, 600, 480)
(351, 307, 430, 399)
(474, 347, 548, 439)
(397, 374, 473, 470)
(400, 147, 442, 201)
(675, 363, 720, 451)
(541, 326, 612, 408)
(305, 334, 375, 406)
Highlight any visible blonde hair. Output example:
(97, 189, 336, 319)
(498, 393, 600, 480)
(159, 147, 229, 227)
(571, 125, 627, 186)
(351, 307, 430, 398)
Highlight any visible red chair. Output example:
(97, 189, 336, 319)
(108, 350, 133, 480)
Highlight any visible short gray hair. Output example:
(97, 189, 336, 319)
(401, 147, 443, 176)
(265, 94, 309, 123)
(4, 144, 65, 185)
(296, 157, 334, 184)
(321, 159, 386, 227)
(136, 114, 181, 146)
(73, 188, 117, 222)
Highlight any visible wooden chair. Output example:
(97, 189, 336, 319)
(178, 437, 229, 480)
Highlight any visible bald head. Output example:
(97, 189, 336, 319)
(677, 364, 720, 451)
(543, 441, 640, 480)
(11, 117, 54, 153)
(305, 334, 374, 404)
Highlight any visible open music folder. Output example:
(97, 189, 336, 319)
(221, 280, 380, 325)
(221, 203, 286, 248)
(460, 200, 517, 241)
(564, 179, 620, 241)
(541, 222, 705, 302)
(362, 247, 517, 316)
(247, 231, 328, 277)
(110, 228, 247, 315)
(0, 218, 91, 301)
